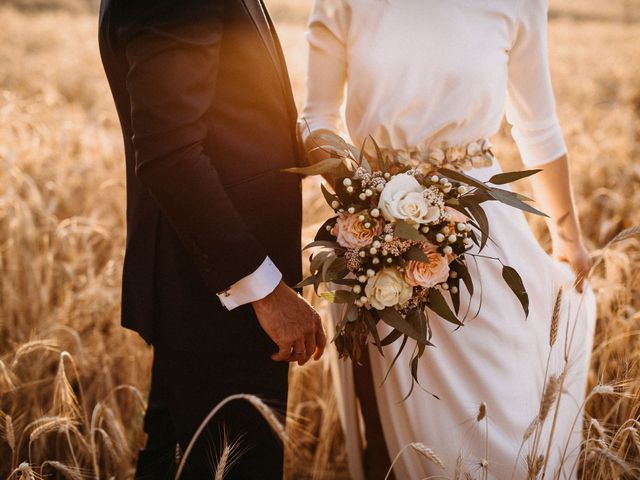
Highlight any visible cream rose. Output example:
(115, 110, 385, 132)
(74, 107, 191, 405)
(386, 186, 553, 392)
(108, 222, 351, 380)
(404, 245, 451, 288)
(365, 267, 413, 310)
(331, 213, 383, 249)
(378, 173, 441, 225)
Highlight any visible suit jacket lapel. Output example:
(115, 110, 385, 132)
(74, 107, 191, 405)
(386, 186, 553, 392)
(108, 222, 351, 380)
(240, 0, 287, 88)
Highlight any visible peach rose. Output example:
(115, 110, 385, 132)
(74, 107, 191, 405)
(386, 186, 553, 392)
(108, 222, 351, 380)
(331, 213, 383, 249)
(404, 245, 451, 288)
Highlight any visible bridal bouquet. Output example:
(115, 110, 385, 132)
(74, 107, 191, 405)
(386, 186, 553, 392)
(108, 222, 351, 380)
(287, 133, 545, 381)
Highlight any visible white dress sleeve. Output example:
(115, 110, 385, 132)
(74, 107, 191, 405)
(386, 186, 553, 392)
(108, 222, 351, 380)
(302, 0, 350, 141)
(505, 0, 567, 167)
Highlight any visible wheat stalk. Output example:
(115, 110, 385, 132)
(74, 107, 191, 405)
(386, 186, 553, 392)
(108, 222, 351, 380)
(538, 375, 559, 423)
(477, 402, 487, 422)
(175, 394, 287, 480)
(385, 442, 445, 479)
(39, 461, 83, 480)
(549, 287, 563, 347)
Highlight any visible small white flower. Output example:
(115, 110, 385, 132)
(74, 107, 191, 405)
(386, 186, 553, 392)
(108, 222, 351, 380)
(365, 189, 373, 197)
(353, 285, 362, 294)
(372, 258, 380, 265)
(448, 234, 457, 243)
(384, 234, 394, 242)
(347, 186, 354, 193)
(360, 296, 368, 304)
(331, 200, 340, 209)
(348, 207, 355, 214)
(457, 185, 467, 195)
(373, 240, 382, 248)
(367, 269, 376, 277)
(369, 247, 378, 255)
(443, 246, 453, 255)
(358, 275, 368, 283)
(450, 271, 458, 279)
(343, 178, 352, 186)
(430, 175, 439, 183)
(441, 283, 449, 290)
(451, 286, 459, 294)
(370, 208, 381, 218)
(359, 193, 367, 201)
(456, 223, 466, 232)
(436, 233, 445, 243)
(359, 251, 366, 258)
(466, 140, 482, 156)
(421, 226, 429, 234)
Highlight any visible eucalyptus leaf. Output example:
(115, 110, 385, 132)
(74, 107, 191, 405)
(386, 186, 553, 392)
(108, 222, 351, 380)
(427, 289, 464, 326)
(462, 200, 489, 251)
(381, 335, 408, 385)
(453, 260, 474, 297)
(380, 328, 403, 346)
(294, 276, 317, 289)
(502, 265, 529, 317)
(488, 169, 542, 185)
(394, 219, 429, 243)
(363, 310, 383, 356)
(405, 245, 430, 263)
(282, 157, 344, 176)
(310, 250, 332, 275)
(321, 183, 339, 207)
(320, 290, 357, 304)
(438, 168, 488, 190)
(314, 217, 338, 242)
(488, 188, 548, 217)
(303, 240, 341, 251)
(379, 308, 423, 342)
(370, 135, 388, 171)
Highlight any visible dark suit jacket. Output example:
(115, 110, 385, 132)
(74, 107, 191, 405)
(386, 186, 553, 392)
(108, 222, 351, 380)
(98, 0, 303, 352)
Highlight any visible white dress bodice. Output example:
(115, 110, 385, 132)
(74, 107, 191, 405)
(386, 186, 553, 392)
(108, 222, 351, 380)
(303, 0, 567, 167)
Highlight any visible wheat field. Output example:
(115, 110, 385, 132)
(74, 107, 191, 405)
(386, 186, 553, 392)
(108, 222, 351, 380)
(0, 0, 639, 478)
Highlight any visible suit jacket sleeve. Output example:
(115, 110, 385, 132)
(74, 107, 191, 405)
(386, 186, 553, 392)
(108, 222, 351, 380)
(122, 5, 268, 294)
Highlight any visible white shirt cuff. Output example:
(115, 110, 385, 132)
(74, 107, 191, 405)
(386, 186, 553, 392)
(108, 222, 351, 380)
(217, 257, 282, 311)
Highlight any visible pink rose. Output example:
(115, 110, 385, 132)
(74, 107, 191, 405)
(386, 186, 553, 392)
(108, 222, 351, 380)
(404, 245, 451, 288)
(331, 213, 384, 249)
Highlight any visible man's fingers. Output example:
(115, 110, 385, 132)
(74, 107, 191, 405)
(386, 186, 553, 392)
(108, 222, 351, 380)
(301, 333, 316, 366)
(313, 319, 327, 361)
(292, 338, 307, 365)
(271, 343, 293, 362)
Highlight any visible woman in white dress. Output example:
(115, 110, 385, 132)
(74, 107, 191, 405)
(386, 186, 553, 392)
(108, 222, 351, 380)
(301, 1, 597, 479)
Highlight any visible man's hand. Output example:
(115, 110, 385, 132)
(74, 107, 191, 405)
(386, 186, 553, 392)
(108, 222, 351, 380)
(252, 281, 326, 366)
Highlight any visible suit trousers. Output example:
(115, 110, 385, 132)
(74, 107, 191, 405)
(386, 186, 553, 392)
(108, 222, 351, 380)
(134, 343, 289, 479)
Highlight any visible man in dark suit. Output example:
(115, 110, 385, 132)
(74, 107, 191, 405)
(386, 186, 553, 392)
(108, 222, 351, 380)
(98, 0, 326, 477)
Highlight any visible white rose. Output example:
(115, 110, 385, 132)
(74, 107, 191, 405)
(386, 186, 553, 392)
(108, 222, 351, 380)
(378, 173, 441, 224)
(365, 268, 414, 310)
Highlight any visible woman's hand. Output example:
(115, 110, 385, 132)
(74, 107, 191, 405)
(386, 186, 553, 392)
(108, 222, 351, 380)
(529, 154, 592, 293)
(303, 128, 337, 189)
(552, 236, 592, 293)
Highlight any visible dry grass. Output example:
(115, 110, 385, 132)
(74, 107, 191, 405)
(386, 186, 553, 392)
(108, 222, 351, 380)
(0, 0, 639, 478)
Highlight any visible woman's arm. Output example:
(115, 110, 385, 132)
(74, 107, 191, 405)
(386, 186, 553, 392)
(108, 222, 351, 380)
(301, 0, 350, 179)
(529, 155, 591, 291)
(506, 0, 591, 291)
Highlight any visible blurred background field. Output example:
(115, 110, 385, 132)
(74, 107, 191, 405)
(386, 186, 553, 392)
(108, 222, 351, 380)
(0, 0, 639, 478)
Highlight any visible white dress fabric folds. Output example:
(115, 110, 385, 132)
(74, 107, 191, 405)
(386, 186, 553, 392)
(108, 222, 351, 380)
(303, 1, 596, 479)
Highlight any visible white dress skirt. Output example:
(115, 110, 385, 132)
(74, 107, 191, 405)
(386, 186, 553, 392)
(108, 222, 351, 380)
(303, 0, 597, 478)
